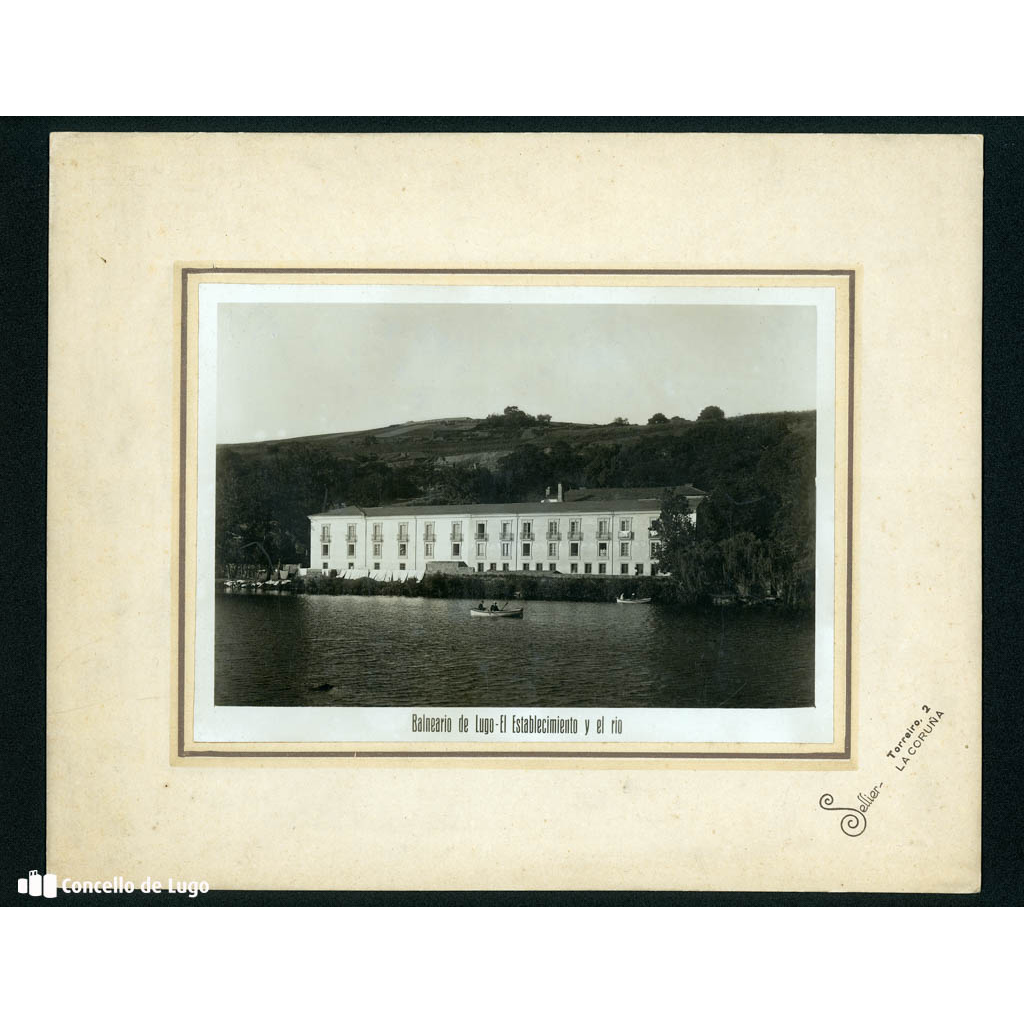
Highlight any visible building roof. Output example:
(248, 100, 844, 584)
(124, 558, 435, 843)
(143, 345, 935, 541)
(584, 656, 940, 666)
(563, 484, 707, 501)
(314, 498, 666, 519)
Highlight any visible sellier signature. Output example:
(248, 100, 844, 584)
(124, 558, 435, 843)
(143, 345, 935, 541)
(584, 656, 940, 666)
(818, 785, 883, 837)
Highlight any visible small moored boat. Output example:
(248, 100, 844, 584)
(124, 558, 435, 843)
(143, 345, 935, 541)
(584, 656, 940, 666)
(616, 594, 651, 604)
(469, 607, 524, 618)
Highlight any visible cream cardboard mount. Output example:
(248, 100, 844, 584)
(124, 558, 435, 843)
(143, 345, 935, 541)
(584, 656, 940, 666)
(47, 133, 980, 892)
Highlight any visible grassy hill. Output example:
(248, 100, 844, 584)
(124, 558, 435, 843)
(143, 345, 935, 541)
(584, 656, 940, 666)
(220, 410, 811, 481)
(221, 415, 694, 470)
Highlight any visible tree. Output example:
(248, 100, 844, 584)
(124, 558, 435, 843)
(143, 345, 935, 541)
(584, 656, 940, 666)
(482, 406, 536, 432)
(697, 405, 725, 421)
(612, 416, 630, 426)
(719, 532, 770, 599)
(653, 492, 722, 602)
(647, 412, 669, 424)
(653, 491, 696, 550)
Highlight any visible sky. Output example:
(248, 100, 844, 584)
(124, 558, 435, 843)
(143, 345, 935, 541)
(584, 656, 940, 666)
(216, 301, 817, 444)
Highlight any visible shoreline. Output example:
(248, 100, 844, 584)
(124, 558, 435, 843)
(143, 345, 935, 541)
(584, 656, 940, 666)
(218, 573, 810, 612)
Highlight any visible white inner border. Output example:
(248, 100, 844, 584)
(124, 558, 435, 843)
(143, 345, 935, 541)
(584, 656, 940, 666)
(194, 282, 836, 744)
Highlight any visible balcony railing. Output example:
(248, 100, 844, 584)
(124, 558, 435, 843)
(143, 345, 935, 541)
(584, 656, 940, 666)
(397, 535, 409, 545)
(546, 530, 561, 541)
(475, 532, 489, 542)
(596, 530, 611, 541)
(567, 531, 583, 542)
(450, 530, 463, 542)
(423, 533, 436, 543)
(499, 531, 514, 542)
(618, 530, 634, 540)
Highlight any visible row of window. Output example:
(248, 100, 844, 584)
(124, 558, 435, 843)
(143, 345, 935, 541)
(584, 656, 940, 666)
(322, 562, 411, 572)
(319, 560, 651, 576)
(319, 526, 360, 543)
(476, 563, 650, 575)
(323, 540, 657, 560)
(321, 517, 656, 546)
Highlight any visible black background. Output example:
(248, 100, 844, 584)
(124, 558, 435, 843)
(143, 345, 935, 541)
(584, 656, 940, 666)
(2, 117, 1020, 906)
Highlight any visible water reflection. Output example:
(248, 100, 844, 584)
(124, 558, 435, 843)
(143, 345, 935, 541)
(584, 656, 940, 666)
(214, 594, 814, 708)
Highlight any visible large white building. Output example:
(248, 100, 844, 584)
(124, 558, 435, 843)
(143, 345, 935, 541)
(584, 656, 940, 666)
(308, 486, 705, 581)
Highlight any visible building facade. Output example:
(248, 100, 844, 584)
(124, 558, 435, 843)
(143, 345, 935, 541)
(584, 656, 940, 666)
(308, 487, 704, 581)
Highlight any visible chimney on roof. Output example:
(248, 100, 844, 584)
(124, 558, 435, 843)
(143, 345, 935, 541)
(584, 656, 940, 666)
(557, 482, 563, 502)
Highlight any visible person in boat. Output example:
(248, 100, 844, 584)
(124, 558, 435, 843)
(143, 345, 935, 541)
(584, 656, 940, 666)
(490, 602, 499, 612)
(477, 601, 486, 611)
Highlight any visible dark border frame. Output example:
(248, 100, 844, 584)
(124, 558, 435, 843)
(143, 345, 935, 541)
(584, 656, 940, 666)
(177, 266, 854, 761)
(4, 116, 1018, 906)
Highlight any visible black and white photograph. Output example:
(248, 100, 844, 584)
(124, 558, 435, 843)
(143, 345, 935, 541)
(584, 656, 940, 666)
(190, 274, 843, 750)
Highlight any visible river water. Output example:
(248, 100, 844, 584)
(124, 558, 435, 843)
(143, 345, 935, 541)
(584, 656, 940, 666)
(214, 593, 815, 708)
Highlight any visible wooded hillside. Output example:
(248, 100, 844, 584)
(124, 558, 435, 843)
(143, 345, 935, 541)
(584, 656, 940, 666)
(216, 408, 816, 606)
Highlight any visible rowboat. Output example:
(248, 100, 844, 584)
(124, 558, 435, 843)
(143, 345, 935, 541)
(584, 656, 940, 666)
(616, 595, 651, 604)
(469, 607, 524, 618)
